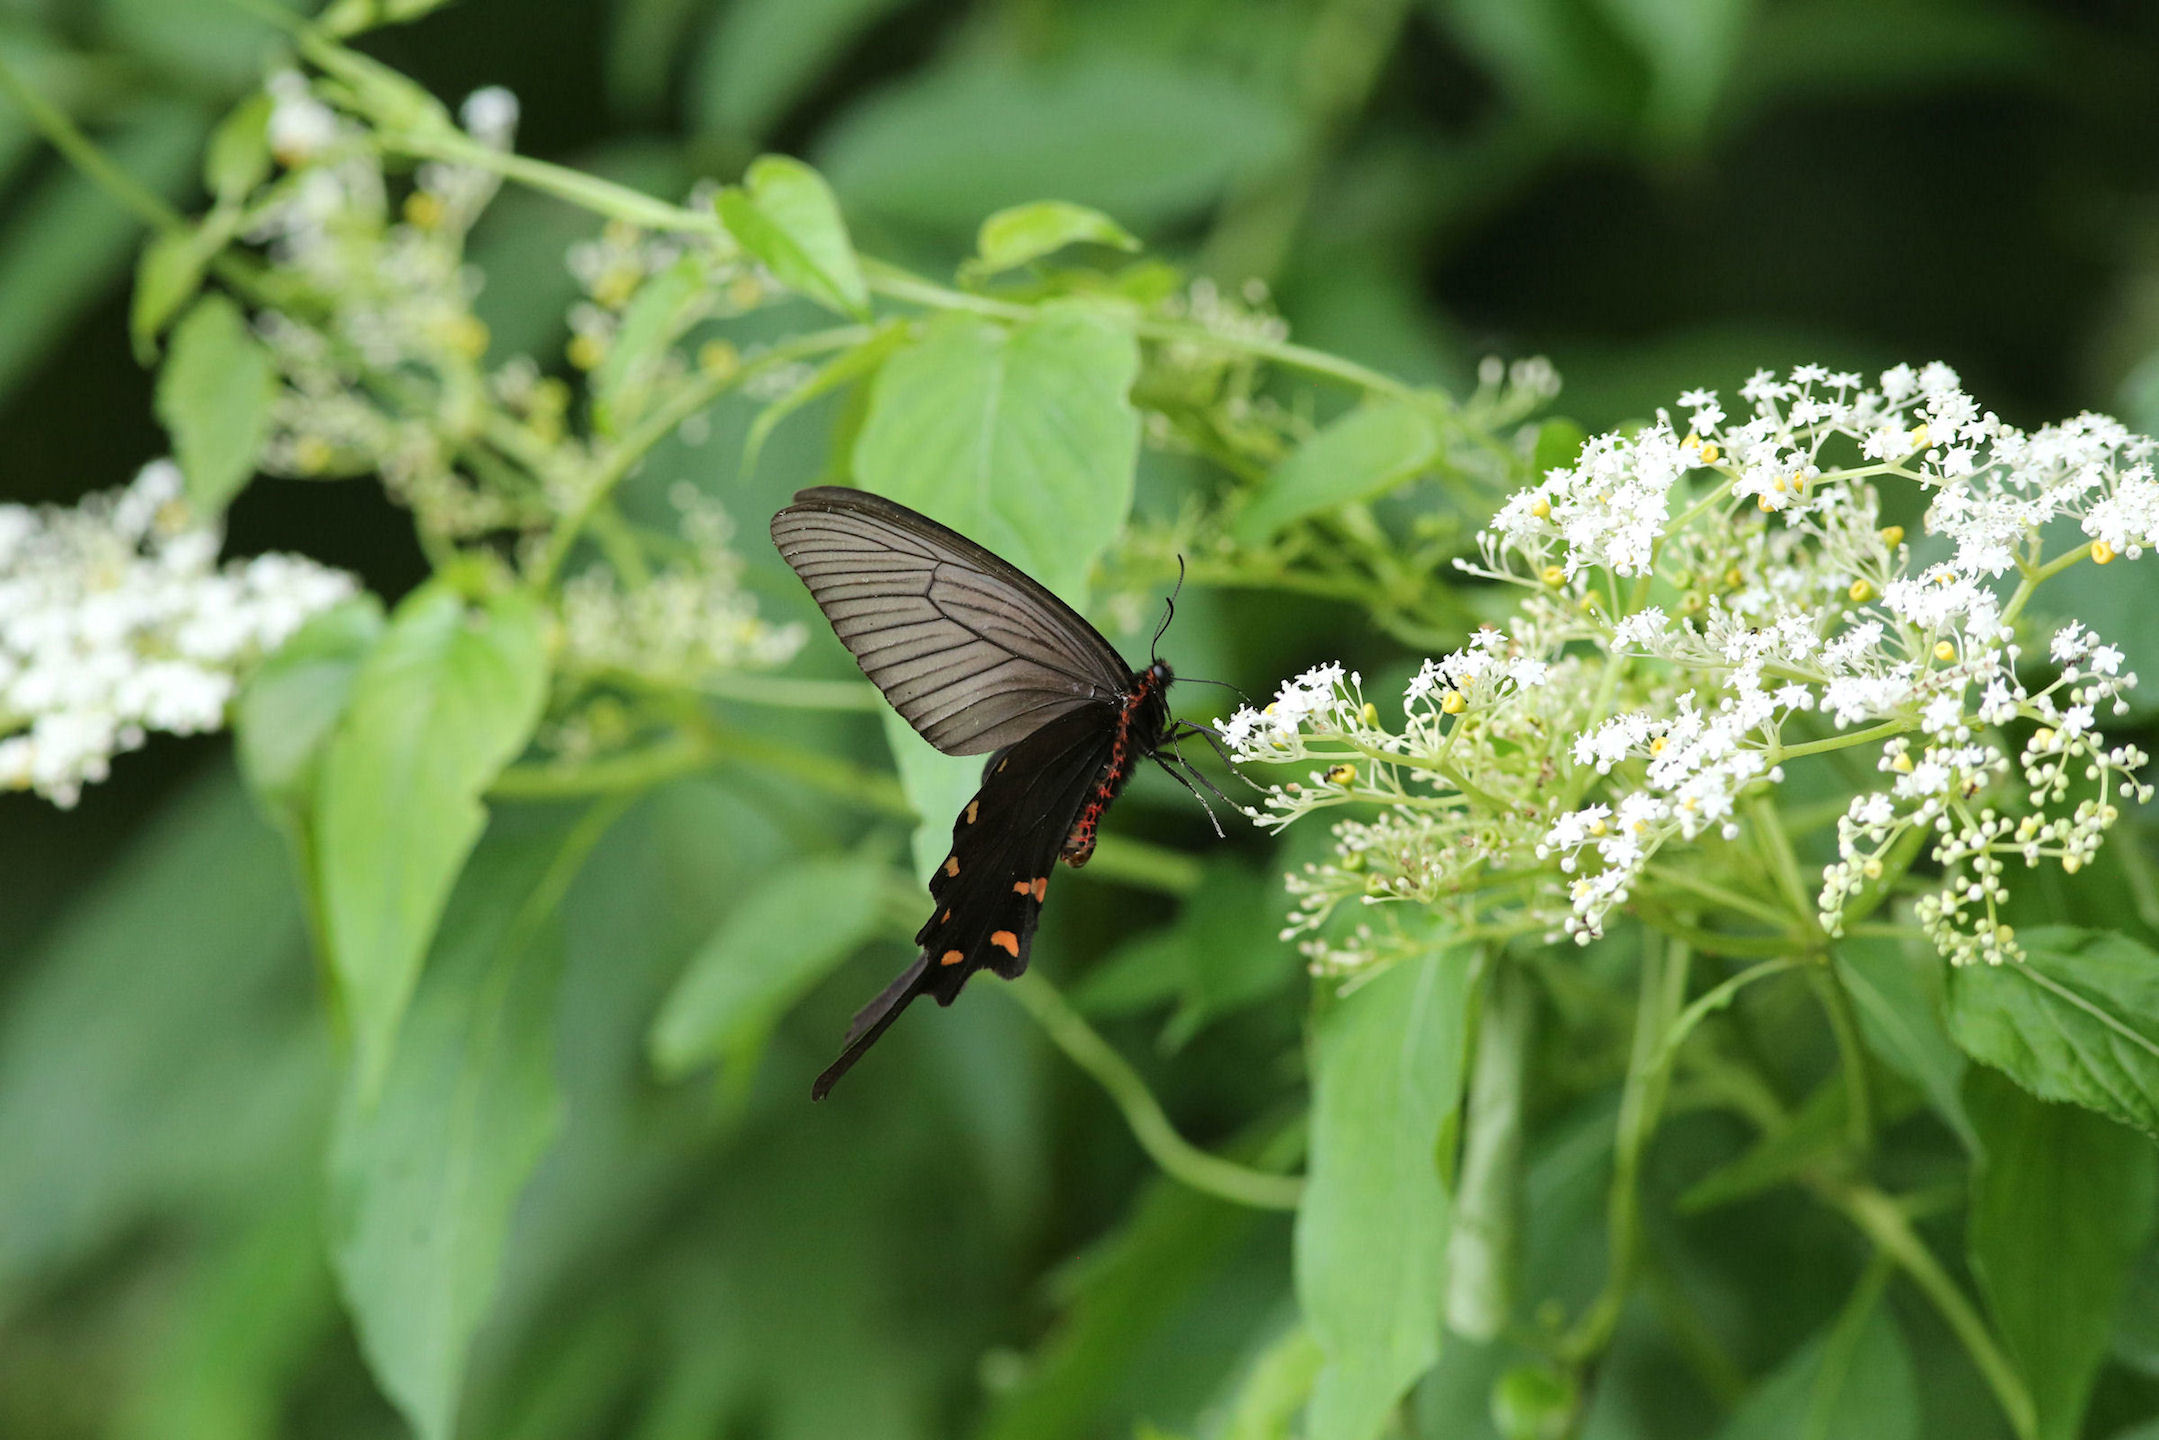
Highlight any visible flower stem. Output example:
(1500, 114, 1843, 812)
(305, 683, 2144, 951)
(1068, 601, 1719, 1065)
(0, 53, 187, 235)
(1000, 970, 1305, 1211)
(1561, 930, 1690, 1361)
(1808, 961, 1874, 1153)
(531, 326, 869, 588)
(1768, 719, 1908, 765)
(1822, 1182, 2037, 1440)
(698, 672, 885, 711)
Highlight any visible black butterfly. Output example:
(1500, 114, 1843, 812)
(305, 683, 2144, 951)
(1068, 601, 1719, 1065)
(771, 486, 1218, 1099)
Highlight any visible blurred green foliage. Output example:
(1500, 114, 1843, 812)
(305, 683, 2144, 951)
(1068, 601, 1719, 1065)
(10, 3, 2159, 1440)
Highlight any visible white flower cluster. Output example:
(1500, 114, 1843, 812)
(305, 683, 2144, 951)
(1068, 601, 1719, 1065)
(0, 462, 356, 805)
(253, 72, 526, 532)
(250, 69, 775, 545)
(557, 485, 803, 688)
(1230, 363, 2157, 971)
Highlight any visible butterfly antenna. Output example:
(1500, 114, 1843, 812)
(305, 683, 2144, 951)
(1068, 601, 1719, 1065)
(1150, 556, 1185, 665)
(1174, 675, 1253, 705)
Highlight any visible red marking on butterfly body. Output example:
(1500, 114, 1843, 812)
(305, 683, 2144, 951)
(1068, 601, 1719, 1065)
(1062, 662, 1169, 868)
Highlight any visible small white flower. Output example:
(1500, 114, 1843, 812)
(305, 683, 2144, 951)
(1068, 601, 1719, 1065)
(460, 87, 520, 147)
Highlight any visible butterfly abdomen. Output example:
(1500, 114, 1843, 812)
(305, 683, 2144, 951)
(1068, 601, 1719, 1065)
(1063, 661, 1173, 868)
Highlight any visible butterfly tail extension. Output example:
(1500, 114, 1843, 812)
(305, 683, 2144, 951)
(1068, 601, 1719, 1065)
(813, 954, 932, 1100)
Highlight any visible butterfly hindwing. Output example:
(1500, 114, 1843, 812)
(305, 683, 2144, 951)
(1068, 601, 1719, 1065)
(771, 487, 1133, 755)
(918, 704, 1118, 991)
(809, 706, 1117, 1100)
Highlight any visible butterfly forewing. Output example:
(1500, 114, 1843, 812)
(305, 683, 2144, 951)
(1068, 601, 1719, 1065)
(771, 487, 1131, 755)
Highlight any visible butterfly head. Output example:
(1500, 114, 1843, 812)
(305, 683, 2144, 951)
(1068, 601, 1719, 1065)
(1146, 659, 1174, 691)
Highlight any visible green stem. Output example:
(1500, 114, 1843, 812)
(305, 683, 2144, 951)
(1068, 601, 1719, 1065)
(0, 53, 187, 235)
(1644, 863, 1799, 930)
(1001, 971, 1305, 1211)
(1824, 1183, 2037, 1440)
(699, 672, 885, 711)
(502, 794, 637, 952)
(1648, 956, 1806, 1073)
(490, 734, 715, 799)
(1083, 836, 1204, 897)
(1809, 962, 1874, 1153)
(1747, 795, 1821, 937)
(1562, 931, 1690, 1361)
(709, 729, 913, 817)
(384, 124, 719, 235)
(1769, 719, 1909, 766)
(532, 326, 868, 587)
(2001, 543, 2094, 627)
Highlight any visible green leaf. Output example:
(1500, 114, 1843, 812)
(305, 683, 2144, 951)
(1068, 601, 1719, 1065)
(881, 708, 986, 887)
(689, 0, 909, 142)
(115, 1191, 334, 1440)
(1217, 1326, 1325, 1440)
(742, 322, 904, 476)
(102, 0, 303, 90)
(850, 301, 1138, 871)
(1532, 418, 1588, 475)
(591, 253, 709, 435)
(1837, 936, 1977, 1152)
(1296, 945, 1473, 1440)
(1233, 399, 1440, 545)
(130, 230, 210, 360)
(973, 200, 1141, 276)
(648, 853, 890, 1080)
(818, 56, 1298, 234)
(1947, 926, 2159, 1137)
(1707, 1292, 1918, 1440)
(204, 92, 273, 204)
(853, 305, 1141, 600)
(1966, 1067, 2158, 1440)
(155, 293, 278, 516)
(330, 819, 580, 1440)
(236, 597, 386, 959)
(235, 597, 386, 834)
(1591, 0, 1756, 148)
(315, 580, 548, 1100)
(977, 1142, 1279, 1440)
(2112, 1242, 2159, 1379)
(715, 154, 870, 319)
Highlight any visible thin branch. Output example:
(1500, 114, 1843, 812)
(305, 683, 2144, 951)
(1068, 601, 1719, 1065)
(1001, 970, 1305, 1211)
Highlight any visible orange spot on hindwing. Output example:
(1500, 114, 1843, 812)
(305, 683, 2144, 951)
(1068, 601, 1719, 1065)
(965, 801, 978, 824)
(943, 855, 959, 878)
(940, 949, 964, 966)
(1031, 877, 1048, 902)
(1013, 881, 1032, 895)
(990, 931, 1020, 958)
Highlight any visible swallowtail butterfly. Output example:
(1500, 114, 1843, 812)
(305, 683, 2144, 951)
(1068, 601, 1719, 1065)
(772, 486, 1212, 1099)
